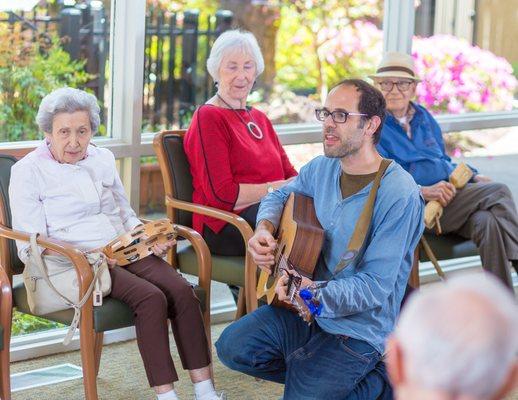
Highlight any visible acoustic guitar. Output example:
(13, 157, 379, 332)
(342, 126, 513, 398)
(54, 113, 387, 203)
(256, 192, 325, 308)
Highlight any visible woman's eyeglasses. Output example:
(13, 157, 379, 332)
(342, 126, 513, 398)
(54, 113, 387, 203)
(315, 108, 367, 124)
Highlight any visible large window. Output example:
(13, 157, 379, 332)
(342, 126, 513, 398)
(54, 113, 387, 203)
(0, 0, 112, 338)
(141, 0, 384, 130)
(0, 0, 111, 142)
(0, 0, 515, 357)
(414, 0, 517, 115)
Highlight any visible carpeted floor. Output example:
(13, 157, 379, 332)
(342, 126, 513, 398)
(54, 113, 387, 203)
(10, 322, 518, 400)
(11, 323, 283, 400)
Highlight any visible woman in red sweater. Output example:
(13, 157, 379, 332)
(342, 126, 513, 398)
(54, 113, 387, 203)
(184, 29, 297, 256)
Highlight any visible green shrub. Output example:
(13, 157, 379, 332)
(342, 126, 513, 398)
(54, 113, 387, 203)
(12, 310, 64, 336)
(0, 26, 92, 142)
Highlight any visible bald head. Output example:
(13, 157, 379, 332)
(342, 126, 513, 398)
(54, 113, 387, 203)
(391, 273, 518, 399)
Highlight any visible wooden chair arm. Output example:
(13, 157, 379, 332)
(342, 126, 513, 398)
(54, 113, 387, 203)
(166, 196, 254, 241)
(0, 225, 94, 299)
(174, 225, 212, 316)
(166, 196, 259, 313)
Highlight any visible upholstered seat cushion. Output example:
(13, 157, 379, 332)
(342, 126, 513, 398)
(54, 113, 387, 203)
(177, 244, 246, 287)
(13, 280, 206, 333)
(421, 233, 479, 262)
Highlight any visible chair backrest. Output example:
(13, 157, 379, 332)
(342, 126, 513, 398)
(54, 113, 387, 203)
(153, 130, 194, 228)
(0, 155, 25, 278)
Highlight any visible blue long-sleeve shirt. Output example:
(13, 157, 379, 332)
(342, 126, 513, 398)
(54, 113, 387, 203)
(376, 103, 477, 186)
(257, 156, 424, 353)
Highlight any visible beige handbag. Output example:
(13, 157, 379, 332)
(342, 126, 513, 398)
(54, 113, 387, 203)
(23, 233, 111, 344)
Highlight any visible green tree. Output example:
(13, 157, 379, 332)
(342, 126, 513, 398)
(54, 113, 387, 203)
(276, 0, 382, 99)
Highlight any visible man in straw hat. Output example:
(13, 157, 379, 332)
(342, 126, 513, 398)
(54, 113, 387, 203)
(370, 51, 518, 289)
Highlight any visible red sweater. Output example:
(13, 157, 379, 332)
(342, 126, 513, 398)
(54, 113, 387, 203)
(184, 104, 298, 234)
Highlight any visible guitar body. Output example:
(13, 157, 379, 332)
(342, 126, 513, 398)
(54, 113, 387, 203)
(256, 193, 324, 304)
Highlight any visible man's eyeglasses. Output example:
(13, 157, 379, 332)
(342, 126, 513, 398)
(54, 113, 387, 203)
(315, 108, 367, 124)
(377, 80, 414, 92)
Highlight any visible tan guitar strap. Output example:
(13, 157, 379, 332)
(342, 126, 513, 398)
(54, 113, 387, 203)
(334, 158, 392, 274)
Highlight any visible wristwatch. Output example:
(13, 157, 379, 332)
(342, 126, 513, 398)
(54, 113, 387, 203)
(266, 183, 274, 194)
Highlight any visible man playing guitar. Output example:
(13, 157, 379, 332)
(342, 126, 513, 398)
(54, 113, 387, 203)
(216, 79, 425, 400)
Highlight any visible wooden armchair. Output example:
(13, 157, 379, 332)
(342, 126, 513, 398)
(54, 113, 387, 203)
(0, 154, 213, 400)
(153, 130, 258, 316)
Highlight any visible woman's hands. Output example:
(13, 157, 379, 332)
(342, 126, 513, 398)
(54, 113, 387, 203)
(151, 239, 176, 258)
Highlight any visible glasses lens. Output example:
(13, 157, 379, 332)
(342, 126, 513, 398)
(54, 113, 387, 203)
(396, 81, 412, 91)
(315, 109, 328, 121)
(379, 81, 394, 92)
(332, 111, 347, 123)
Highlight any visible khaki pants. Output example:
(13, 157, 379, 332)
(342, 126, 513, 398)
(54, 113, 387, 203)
(440, 182, 518, 288)
(109, 255, 210, 386)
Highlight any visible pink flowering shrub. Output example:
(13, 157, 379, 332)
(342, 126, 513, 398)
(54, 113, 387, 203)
(412, 35, 517, 114)
(319, 20, 383, 84)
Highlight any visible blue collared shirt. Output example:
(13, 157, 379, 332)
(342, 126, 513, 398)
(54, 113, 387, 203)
(257, 156, 424, 353)
(376, 103, 477, 186)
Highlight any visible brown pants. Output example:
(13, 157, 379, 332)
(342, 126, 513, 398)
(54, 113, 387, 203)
(440, 182, 518, 288)
(109, 255, 211, 386)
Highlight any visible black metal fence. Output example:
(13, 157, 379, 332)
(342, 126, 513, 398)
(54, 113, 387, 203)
(0, 2, 233, 130)
(143, 8, 233, 129)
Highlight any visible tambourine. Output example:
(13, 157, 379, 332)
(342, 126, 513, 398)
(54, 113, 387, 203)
(103, 219, 176, 266)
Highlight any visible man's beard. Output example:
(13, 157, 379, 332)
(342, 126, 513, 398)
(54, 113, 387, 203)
(323, 128, 362, 159)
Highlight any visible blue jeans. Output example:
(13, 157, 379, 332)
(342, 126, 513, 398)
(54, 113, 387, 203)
(216, 305, 393, 400)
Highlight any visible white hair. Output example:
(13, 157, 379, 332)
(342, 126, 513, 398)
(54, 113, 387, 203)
(206, 29, 265, 82)
(36, 87, 100, 134)
(394, 272, 518, 399)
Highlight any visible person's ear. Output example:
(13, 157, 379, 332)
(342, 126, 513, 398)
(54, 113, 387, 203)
(386, 336, 405, 387)
(410, 82, 417, 98)
(491, 361, 518, 400)
(364, 115, 381, 138)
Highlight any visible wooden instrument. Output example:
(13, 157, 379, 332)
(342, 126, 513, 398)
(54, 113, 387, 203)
(103, 219, 176, 266)
(424, 163, 473, 233)
(256, 193, 325, 306)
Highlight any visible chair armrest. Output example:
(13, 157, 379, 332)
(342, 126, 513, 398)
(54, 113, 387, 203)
(166, 196, 259, 313)
(174, 225, 212, 315)
(166, 195, 254, 242)
(0, 225, 94, 299)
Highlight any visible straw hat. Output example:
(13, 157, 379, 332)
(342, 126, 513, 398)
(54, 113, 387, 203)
(369, 52, 420, 81)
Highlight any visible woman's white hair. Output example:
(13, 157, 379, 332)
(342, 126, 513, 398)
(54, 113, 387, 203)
(206, 29, 264, 82)
(36, 87, 100, 134)
(395, 272, 518, 399)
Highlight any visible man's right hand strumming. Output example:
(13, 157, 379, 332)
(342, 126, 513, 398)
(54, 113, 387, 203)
(248, 220, 277, 274)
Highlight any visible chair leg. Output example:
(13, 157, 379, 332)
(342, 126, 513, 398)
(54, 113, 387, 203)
(409, 247, 420, 289)
(0, 278, 12, 400)
(94, 332, 104, 378)
(80, 312, 99, 400)
(235, 288, 246, 319)
(0, 348, 11, 400)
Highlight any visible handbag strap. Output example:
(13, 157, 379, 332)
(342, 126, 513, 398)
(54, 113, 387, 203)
(29, 233, 108, 345)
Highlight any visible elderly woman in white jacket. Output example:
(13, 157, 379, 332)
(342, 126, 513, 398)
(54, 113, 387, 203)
(9, 87, 223, 400)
